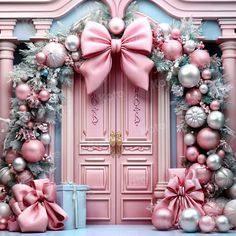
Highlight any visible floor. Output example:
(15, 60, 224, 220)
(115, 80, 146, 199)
(2, 225, 236, 236)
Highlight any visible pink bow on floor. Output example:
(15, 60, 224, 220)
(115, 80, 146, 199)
(157, 169, 205, 226)
(79, 18, 154, 94)
(9, 179, 68, 232)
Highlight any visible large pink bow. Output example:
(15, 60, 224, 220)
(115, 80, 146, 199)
(9, 179, 68, 232)
(157, 169, 205, 226)
(79, 18, 154, 94)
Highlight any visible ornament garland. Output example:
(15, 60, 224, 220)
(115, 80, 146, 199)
(0, 1, 235, 233)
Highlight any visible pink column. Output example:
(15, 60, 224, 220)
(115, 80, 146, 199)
(220, 41, 236, 150)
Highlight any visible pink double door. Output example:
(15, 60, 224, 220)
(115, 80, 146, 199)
(74, 58, 158, 224)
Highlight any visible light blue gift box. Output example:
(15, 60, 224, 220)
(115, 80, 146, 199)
(57, 184, 90, 230)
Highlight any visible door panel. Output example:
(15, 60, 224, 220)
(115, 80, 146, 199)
(74, 60, 158, 224)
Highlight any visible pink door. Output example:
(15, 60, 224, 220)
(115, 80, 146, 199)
(74, 58, 158, 224)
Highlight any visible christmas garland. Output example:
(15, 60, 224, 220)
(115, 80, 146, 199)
(0, 1, 235, 232)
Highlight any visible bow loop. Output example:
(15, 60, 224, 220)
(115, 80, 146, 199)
(79, 18, 154, 94)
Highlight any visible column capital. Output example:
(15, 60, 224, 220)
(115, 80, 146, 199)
(30, 18, 53, 41)
(218, 18, 236, 40)
(0, 19, 18, 41)
(220, 40, 236, 60)
(0, 41, 16, 60)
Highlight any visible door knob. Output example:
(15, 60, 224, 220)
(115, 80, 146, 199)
(116, 131, 122, 157)
(110, 131, 116, 156)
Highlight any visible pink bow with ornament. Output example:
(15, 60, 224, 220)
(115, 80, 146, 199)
(157, 168, 205, 226)
(79, 18, 154, 94)
(9, 179, 68, 232)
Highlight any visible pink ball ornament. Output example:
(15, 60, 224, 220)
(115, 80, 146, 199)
(21, 139, 45, 163)
(171, 28, 181, 39)
(36, 52, 47, 64)
(19, 104, 28, 112)
(38, 89, 50, 102)
(197, 154, 207, 164)
(162, 40, 183, 61)
(201, 68, 212, 80)
(197, 128, 220, 150)
(186, 146, 199, 162)
(210, 100, 221, 111)
(203, 201, 223, 217)
(199, 215, 216, 233)
(15, 84, 31, 100)
(185, 88, 202, 105)
(108, 17, 125, 35)
(189, 163, 212, 185)
(152, 208, 173, 230)
(217, 149, 226, 158)
(190, 50, 211, 69)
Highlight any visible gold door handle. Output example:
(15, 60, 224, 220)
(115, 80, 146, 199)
(110, 131, 116, 156)
(116, 131, 122, 157)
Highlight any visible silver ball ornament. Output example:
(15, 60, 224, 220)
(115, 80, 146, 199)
(215, 167, 234, 189)
(12, 157, 26, 172)
(226, 183, 236, 199)
(215, 215, 230, 232)
(159, 23, 171, 38)
(199, 84, 209, 94)
(207, 111, 225, 130)
(40, 133, 51, 145)
(179, 208, 200, 232)
(183, 40, 196, 54)
(0, 202, 12, 219)
(223, 200, 236, 227)
(185, 106, 206, 128)
(178, 64, 200, 88)
(184, 133, 196, 146)
(206, 153, 222, 170)
(65, 35, 80, 52)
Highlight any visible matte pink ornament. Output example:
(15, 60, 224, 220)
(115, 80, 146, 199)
(199, 216, 216, 233)
(197, 154, 207, 164)
(19, 104, 28, 112)
(190, 50, 211, 69)
(15, 84, 31, 100)
(162, 40, 182, 61)
(171, 28, 181, 39)
(189, 163, 212, 185)
(38, 89, 50, 102)
(152, 207, 173, 230)
(185, 88, 202, 105)
(197, 128, 220, 150)
(186, 146, 199, 162)
(108, 17, 125, 35)
(21, 140, 45, 163)
(210, 100, 221, 111)
(201, 68, 212, 80)
(36, 52, 47, 64)
(217, 149, 226, 158)
(203, 201, 223, 217)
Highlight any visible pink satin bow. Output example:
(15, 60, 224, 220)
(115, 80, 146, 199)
(157, 169, 205, 226)
(10, 179, 68, 232)
(79, 18, 154, 94)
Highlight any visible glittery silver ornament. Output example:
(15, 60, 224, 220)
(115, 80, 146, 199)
(207, 111, 225, 130)
(226, 183, 236, 199)
(43, 42, 67, 68)
(0, 202, 12, 219)
(179, 208, 200, 233)
(199, 84, 209, 94)
(206, 153, 221, 170)
(184, 133, 196, 146)
(65, 35, 80, 52)
(223, 200, 236, 227)
(40, 133, 51, 145)
(159, 23, 171, 38)
(185, 106, 206, 128)
(215, 167, 234, 189)
(215, 215, 230, 232)
(183, 40, 196, 54)
(178, 64, 200, 88)
(12, 157, 26, 172)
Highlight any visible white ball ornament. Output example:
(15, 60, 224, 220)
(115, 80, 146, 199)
(183, 40, 196, 54)
(223, 200, 236, 227)
(0, 202, 12, 219)
(159, 23, 171, 38)
(65, 35, 80, 52)
(207, 111, 225, 130)
(185, 106, 206, 128)
(12, 157, 26, 172)
(178, 64, 200, 88)
(215, 215, 230, 232)
(199, 84, 209, 94)
(179, 208, 200, 233)
(71, 51, 80, 61)
(206, 153, 222, 170)
(108, 17, 125, 35)
(40, 133, 51, 145)
(184, 133, 196, 146)
(43, 42, 67, 68)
